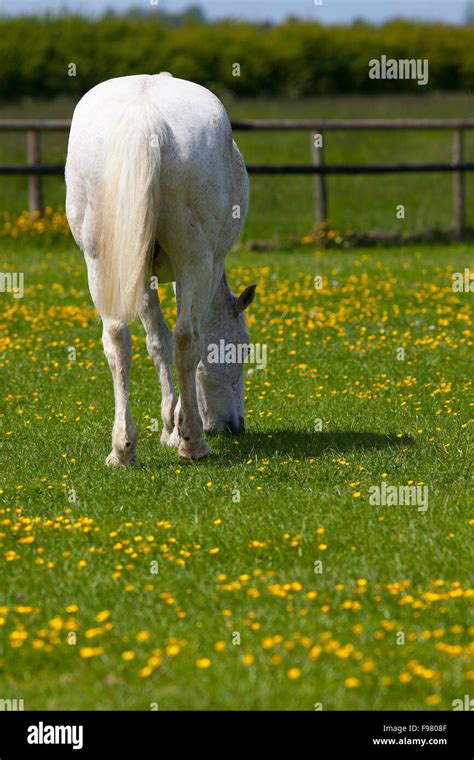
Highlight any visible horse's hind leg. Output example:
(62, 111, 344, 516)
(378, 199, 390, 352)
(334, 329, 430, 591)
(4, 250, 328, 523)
(84, 252, 138, 467)
(138, 289, 177, 444)
(102, 318, 138, 467)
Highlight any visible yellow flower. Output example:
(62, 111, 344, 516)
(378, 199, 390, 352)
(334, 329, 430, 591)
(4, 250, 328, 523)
(242, 653, 254, 665)
(9, 629, 28, 645)
(79, 647, 103, 658)
(209, 547, 220, 555)
(166, 644, 180, 657)
(83, 624, 103, 639)
(196, 658, 211, 669)
(136, 630, 150, 642)
(95, 610, 110, 622)
(18, 535, 35, 544)
(308, 645, 322, 661)
(214, 641, 226, 652)
(139, 666, 153, 678)
(345, 677, 360, 688)
(287, 668, 301, 680)
(121, 651, 135, 661)
(426, 694, 441, 706)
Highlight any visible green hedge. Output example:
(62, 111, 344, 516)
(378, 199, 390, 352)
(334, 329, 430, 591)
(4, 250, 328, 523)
(2, 16, 474, 100)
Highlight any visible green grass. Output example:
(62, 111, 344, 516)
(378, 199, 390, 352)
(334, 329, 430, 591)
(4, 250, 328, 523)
(2, 92, 474, 239)
(0, 236, 471, 709)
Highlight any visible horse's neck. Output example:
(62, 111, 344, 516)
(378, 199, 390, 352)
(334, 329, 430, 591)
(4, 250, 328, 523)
(204, 271, 233, 330)
(212, 271, 233, 308)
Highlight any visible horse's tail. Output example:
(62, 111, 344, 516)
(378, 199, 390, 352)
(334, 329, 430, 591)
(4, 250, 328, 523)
(96, 95, 162, 322)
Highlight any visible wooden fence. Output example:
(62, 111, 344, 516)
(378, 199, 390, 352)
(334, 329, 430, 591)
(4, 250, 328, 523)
(1, 117, 474, 238)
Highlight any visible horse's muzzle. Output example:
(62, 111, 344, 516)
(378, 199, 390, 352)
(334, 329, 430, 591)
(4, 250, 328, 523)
(226, 417, 245, 435)
(205, 417, 245, 436)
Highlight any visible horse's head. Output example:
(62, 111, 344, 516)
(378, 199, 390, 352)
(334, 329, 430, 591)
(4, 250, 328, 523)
(197, 275, 256, 436)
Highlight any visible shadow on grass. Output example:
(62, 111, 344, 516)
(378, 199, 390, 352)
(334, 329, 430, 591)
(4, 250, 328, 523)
(210, 429, 413, 462)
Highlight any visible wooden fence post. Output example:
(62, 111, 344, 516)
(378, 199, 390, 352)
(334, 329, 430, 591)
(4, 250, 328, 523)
(27, 129, 42, 213)
(311, 131, 328, 228)
(452, 128, 465, 239)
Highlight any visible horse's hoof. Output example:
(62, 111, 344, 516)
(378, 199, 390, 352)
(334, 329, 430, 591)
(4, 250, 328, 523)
(106, 450, 138, 468)
(178, 439, 210, 460)
(162, 428, 179, 447)
(160, 429, 170, 445)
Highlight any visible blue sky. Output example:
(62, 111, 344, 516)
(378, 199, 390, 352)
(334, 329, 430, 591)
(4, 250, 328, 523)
(0, 0, 471, 24)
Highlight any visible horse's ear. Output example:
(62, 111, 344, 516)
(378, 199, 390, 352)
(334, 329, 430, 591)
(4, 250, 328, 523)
(235, 284, 256, 315)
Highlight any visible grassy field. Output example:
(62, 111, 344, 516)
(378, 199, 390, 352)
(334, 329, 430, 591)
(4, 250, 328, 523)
(0, 230, 472, 709)
(2, 92, 474, 239)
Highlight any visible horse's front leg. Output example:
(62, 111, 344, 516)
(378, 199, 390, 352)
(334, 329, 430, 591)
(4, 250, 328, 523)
(102, 318, 138, 467)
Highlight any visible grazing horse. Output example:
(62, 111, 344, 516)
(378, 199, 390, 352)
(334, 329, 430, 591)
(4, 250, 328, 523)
(65, 74, 255, 465)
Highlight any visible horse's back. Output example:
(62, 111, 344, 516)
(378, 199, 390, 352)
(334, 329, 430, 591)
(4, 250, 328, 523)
(66, 74, 246, 266)
(68, 74, 232, 176)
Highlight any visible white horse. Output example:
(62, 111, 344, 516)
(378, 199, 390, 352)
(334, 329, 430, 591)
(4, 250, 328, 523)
(65, 74, 255, 465)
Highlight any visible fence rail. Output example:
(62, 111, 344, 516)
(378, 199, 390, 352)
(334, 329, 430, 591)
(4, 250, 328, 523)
(0, 117, 473, 238)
